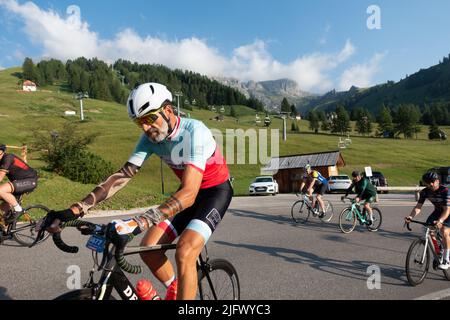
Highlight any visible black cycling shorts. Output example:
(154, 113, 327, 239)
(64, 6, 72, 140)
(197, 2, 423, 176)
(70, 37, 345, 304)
(10, 178, 38, 196)
(157, 180, 233, 243)
(426, 209, 450, 228)
(313, 182, 327, 196)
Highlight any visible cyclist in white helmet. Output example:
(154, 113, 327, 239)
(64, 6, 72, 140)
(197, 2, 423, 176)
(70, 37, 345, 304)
(43, 82, 233, 300)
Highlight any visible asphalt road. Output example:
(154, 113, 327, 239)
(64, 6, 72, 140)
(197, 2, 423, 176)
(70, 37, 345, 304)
(1, 193, 449, 300)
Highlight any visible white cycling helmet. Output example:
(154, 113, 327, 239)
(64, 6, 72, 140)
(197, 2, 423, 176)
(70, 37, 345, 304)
(127, 82, 173, 120)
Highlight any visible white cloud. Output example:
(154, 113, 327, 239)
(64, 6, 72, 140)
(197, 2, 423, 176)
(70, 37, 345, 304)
(338, 53, 386, 91)
(0, 0, 359, 93)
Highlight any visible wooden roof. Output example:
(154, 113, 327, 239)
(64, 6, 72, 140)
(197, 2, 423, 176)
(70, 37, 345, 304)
(263, 150, 345, 171)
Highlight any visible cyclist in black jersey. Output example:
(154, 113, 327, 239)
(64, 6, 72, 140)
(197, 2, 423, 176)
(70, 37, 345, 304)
(405, 172, 450, 270)
(0, 144, 38, 223)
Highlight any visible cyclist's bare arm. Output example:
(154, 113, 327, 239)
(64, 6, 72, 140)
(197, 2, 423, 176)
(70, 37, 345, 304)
(70, 162, 140, 215)
(157, 165, 203, 219)
(407, 203, 423, 220)
(438, 206, 450, 224)
(0, 171, 6, 183)
(307, 179, 316, 193)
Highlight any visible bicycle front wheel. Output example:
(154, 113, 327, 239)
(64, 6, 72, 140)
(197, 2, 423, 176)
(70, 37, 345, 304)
(198, 259, 240, 300)
(12, 205, 50, 246)
(338, 208, 356, 234)
(319, 200, 334, 223)
(405, 239, 430, 286)
(366, 207, 382, 232)
(291, 200, 310, 224)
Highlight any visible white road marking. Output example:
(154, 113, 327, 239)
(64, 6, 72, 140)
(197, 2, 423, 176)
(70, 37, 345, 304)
(415, 288, 450, 300)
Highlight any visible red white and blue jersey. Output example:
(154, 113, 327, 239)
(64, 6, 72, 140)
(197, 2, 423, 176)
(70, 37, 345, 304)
(128, 117, 230, 189)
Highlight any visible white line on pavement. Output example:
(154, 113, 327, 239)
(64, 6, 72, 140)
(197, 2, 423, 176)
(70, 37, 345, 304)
(414, 288, 450, 300)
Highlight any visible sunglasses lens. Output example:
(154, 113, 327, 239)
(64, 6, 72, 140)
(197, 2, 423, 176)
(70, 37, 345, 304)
(135, 113, 159, 126)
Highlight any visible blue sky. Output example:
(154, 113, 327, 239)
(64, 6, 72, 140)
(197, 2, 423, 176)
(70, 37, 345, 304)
(1, 0, 450, 93)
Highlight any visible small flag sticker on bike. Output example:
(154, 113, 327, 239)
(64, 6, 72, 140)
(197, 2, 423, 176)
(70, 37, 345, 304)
(86, 235, 106, 253)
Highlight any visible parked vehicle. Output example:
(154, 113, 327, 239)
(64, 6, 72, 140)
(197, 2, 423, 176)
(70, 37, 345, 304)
(368, 171, 389, 193)
(249, 176, 279, 196)
(327, 175, 352, 193)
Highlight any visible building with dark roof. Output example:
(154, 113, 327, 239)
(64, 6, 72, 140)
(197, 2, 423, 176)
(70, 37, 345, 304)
(262, 150, 346, 193)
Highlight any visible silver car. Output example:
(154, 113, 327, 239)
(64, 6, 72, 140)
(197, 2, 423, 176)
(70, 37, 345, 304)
(327, 175, 352, 193)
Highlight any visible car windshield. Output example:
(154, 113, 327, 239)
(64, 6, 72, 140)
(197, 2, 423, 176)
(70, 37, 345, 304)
(332, 176, 350, 180)
(254, 177, 273, 183)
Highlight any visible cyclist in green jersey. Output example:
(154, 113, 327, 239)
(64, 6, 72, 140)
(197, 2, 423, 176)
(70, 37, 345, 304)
(342, 171, 378, 224)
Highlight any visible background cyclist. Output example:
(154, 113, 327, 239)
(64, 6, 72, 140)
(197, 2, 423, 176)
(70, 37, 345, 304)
(0, 144, 38, 223)
(299, 164, 328, 217)
(42, 83, 233, 300)
(405, 172, 450, 270)
(342, 171, 377, 224)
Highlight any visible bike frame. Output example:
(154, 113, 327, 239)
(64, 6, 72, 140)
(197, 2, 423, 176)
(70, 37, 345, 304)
(346, 202, 368, 223)
(82, 243, 218, 300)
(301, 194, 317, 213)
(419, 227, 441, 264)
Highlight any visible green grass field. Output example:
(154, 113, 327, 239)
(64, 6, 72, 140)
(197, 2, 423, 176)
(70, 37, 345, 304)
(0, 67, 449, 212)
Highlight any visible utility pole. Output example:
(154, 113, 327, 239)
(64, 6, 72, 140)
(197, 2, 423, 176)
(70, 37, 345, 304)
(75, 92, 89, 121)
(160, 158, 165, 195)
(174, 91, 183, 116)
(280, 111, 290, 141)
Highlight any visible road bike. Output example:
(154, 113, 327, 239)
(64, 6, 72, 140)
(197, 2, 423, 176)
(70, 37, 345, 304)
(404, 219, 450, 286)
(291, 193, 334, 224)
(0, 195, 50, 246)
(338, 197, 382, 234)
(31, 219, 240, 300)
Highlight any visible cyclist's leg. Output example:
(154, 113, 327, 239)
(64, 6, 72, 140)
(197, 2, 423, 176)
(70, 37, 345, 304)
(316, 184, 327, 212)
(310, 184, 318, 210)
(139, 225, 178, 285)
(0, 182, 18, 209)
(176, 181, 233, 299)
(363, 195, 375, 220)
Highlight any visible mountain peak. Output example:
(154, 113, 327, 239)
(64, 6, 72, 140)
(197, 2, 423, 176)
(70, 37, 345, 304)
(214, 77, 313, 111)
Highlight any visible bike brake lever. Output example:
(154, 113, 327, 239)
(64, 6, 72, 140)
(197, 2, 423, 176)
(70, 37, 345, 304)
(98, 241, 110, 271)
(404, 222, 412, 231)
(29, 218, 49, 248)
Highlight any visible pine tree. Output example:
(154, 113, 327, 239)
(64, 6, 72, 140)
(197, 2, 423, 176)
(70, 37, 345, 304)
(331, 105, 350, 135)
(230, 105, 237, 118)
(281, 97, 290, 113)
(376, 105, 394, 138)
(355, 108, 373, 136)
(308, 110, 320, 133)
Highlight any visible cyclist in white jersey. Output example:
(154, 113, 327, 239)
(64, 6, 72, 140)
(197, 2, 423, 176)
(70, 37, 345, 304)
(42, 83, 233, 300)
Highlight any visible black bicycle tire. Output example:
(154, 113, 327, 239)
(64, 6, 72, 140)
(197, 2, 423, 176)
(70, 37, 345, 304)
(366, 207, 382, 232)
(12, 204, 51, 246)
(338, 207, 356, 234)
(197, 259, 240, 300)
(405, 238, 430, 286)
(291, 200, 310, 224)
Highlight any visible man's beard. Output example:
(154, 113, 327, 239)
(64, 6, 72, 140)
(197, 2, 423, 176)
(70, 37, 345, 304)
(146, 120, 169, 143)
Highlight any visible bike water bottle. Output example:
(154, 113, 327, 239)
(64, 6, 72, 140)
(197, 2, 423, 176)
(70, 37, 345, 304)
(136, 279, 161, 300)
(431, 237, 441, 255)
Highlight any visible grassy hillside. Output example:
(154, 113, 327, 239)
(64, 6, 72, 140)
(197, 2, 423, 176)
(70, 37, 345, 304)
(300, 56, 450, 115)
(0, 67, 449, 212)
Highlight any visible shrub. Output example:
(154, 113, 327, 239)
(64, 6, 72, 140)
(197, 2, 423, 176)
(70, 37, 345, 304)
(31, 122, 115, 184)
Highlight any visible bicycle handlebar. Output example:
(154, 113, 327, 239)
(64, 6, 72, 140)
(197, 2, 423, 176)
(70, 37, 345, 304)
(404, 219, 437, 232)
(32, 217, 142, 274)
